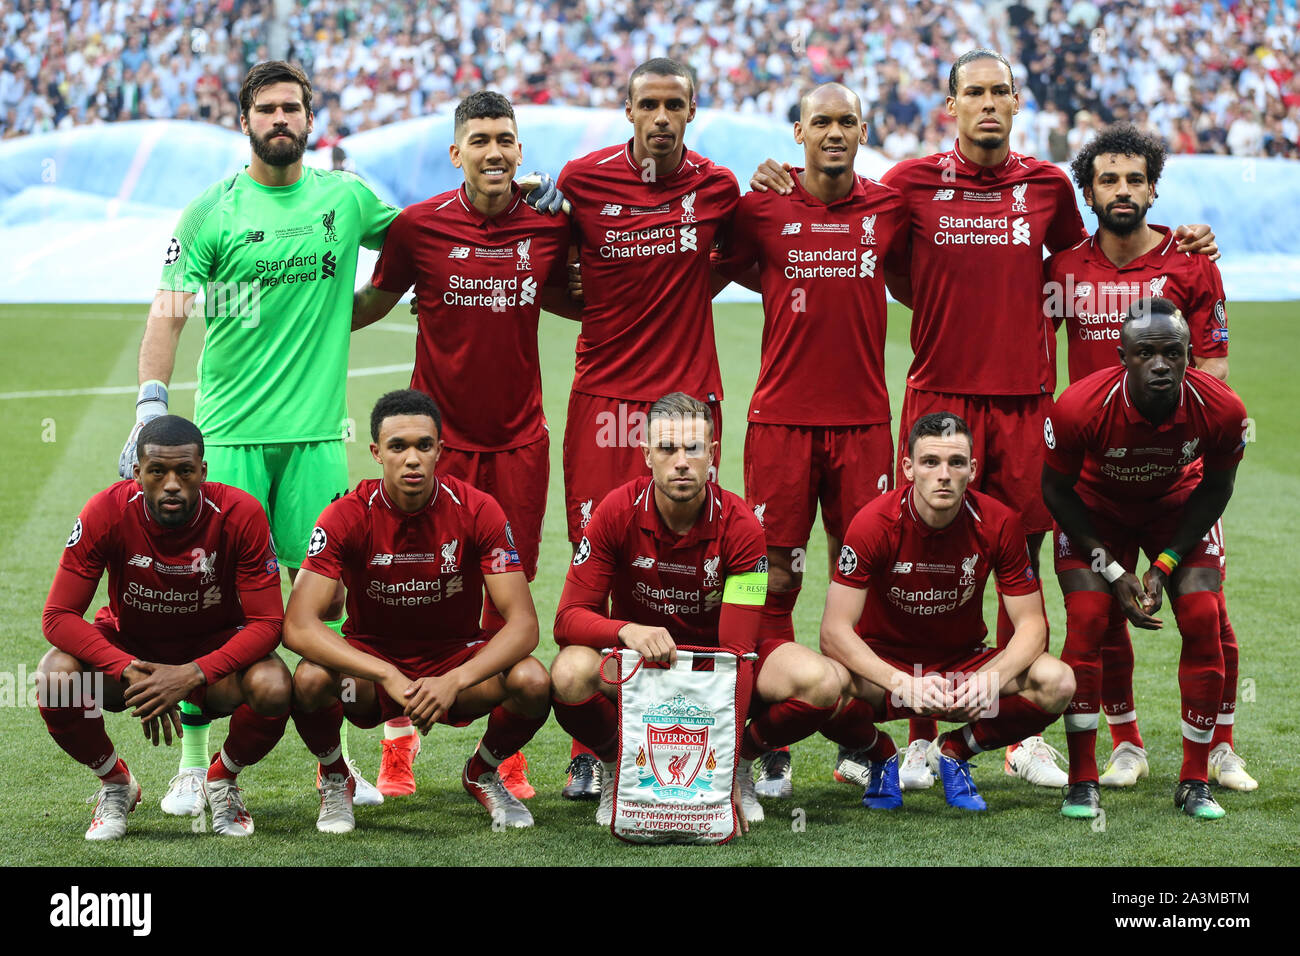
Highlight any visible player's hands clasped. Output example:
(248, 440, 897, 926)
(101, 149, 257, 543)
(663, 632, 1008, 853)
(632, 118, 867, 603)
(1112, 571, 1164, 629)
(403, 672, 461, 733)
(619, 623, 678, 665)
(123, 660, 204, 718)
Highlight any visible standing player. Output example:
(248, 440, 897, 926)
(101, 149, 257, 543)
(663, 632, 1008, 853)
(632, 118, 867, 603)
(554, 57, 741, 797)
(352, 91, 575, 800)
(551, 393, 844, 826)
(1043, 300, 1247, 820)
(285, 390, 550, 833)
(120, 61, 399, 812)
(711, 82, 907, 794)
(1045, 124, 1254, 792)
(753, 49, 1212, 791)
(820, 413, 1075, 812)
(40, 416, 290, 839)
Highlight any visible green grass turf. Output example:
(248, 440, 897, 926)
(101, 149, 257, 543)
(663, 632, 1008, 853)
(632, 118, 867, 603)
(0, 300, 1296, 865)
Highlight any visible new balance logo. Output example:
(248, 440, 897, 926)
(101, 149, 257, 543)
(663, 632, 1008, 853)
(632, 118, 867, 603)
(1011, 217, 1031, 245)
(632, 555, 656, 569)
(242, 230, 264, 243)
(932, 189, 954, 201)
(1104, 447, 1127, 458)
(321, 251, 337, 278)
(892, 562, 913, 573)
(370, 553, 393, 566)
(781, 222, 802, 235)
(449, 246, 470, 258)
(600, 204, 623, 216)
(128, 554, 153, 568)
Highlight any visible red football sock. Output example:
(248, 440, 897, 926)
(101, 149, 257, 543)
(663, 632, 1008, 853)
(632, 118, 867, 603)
(821, 698, 880, 749)
(908, 718, 938, 744)
(1212, 588, 1237, 749)
(1101, 609, 1144, 748)
(213, 704, 289, 779)
(40, 700, 120, 777)
(760, 587, 799, 643)
(965, 695, 1055, 756)
(292, 700, 349, 777)
(740, 697, 834, 760)
(480, 704, 547, 764)
(552, 693, 619, 762)
(1062, 590, 1111, 782)
(862, 728, 897, 761)
(570, 738, 596, 759)
(1173, 591, 1224, 781)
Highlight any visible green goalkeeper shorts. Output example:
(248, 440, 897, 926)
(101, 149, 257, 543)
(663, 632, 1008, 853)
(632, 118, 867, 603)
(204, 440, 349, 568)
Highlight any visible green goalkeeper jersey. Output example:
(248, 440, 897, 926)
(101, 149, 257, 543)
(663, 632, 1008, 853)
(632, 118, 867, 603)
(159, 166, 399, 444)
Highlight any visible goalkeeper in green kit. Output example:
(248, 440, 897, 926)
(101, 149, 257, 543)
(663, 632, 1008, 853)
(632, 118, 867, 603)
(118, 61, 400, 813)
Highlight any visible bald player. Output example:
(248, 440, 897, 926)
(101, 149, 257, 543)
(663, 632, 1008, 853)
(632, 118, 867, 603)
(712, 82, 907, 796)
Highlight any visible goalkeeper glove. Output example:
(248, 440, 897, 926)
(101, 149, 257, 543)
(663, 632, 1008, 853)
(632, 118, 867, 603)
(518, 172, 571, 215)
(118, 380, 168, 479)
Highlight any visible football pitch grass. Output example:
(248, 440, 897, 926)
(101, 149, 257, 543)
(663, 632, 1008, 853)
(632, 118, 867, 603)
(1, 301, 1296, 867)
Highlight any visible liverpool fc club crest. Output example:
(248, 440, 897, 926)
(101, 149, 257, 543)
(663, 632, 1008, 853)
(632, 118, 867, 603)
(635, 694, 717, 799)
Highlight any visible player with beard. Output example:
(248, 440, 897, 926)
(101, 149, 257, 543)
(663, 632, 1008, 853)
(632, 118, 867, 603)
(119, 61, 399, 814)
(751, 51, 1215, 794)
(1044, 125, 1253, 794)
(40, 416, 289, 839)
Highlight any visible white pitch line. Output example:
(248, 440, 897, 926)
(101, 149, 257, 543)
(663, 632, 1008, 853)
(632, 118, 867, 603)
(0, 363, 414, 400)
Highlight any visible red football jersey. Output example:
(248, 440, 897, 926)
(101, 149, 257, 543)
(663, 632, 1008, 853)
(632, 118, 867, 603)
(301, 475, 521, 665)
(713, 171, 907, 426)
(834, 486, 1039, 662)
(558, 140, 740, 402)
(554, 478, 767, 654)
(370, 184, 570, 452)
(881, 141, 1087, 396)
(1044, 226, 1229, 384)
(1044, 366, 1247, 522)
(44, 481, 283, 681)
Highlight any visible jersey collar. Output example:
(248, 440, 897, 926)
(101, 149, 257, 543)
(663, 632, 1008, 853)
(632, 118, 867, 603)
(788, 167, 867, 207)
(951, 139, 1018, 181)
(1120, 370, 1190, 428)
(621, 138, 693, 180)
(137, 483, 209, 535)
(636, 478, 720, 546)
(901, 484, 973, 538)
(456, 183, 524, 226)
(1085, 224, 1178, 271)
(376, 476, 441, 517)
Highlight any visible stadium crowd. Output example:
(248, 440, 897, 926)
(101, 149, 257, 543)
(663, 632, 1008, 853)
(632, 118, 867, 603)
(3, 0, 1298, 157)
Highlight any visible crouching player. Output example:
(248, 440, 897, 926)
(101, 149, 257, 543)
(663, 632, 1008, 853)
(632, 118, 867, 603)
(284, 390, 549, 833)
(819, 413, 1075, 811)
(39, 416, 290, 839)
(550, 392, 843, 827)
(1043, 299, 1247, 821)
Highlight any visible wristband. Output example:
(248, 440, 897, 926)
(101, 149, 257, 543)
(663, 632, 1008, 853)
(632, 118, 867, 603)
(1101, 561, 1126, 584)
(137, 380, 169, 423)
(1152, 549, 1181, 577)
